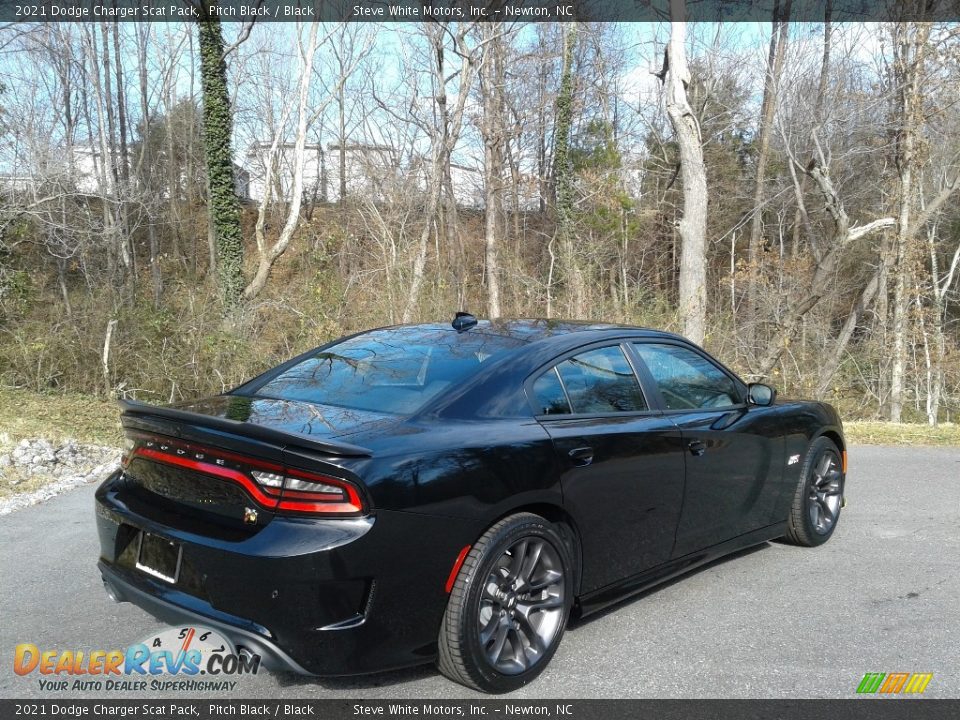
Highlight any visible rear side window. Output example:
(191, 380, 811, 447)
(253, 328, 524, 415)
(532, 368, 571, 415)
(532, 345, 646, 415)
(633, 343, 740, 410)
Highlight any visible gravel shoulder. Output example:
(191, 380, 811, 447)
(0, 435, 119, 515)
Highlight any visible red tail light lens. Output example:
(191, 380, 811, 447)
(125, 433, 365, 516)
(252, 469, 364, 515)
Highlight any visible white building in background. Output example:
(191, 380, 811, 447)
(71, 147, 112, 195)
(444, 163, 543, 212)
(0, 140, 551, 211)
(0, 145, 250, 201)
(0, 174, 34, 195)
(242, 141, 323, 204)
(241, 141, 547, 210)
(0, 146, 120, 197)
(326, 143, 401, 203)
(448, 163, 484, 208)
(242, 141, 402, 205)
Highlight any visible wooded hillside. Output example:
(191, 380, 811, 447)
(1, 17, 958, 423)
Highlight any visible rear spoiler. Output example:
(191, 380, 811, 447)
(118, 398, 372, 458)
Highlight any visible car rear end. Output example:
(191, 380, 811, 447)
(96, 404, 375, 668)
(95, 325, 525, 675)
(96, 411, 479, 674)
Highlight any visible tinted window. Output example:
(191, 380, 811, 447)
(554, 345, 646, 414)
(633, 343, 740, 410)
(254, 328, 524, 414)
(532, 367, 571, 415)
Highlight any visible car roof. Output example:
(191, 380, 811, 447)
(399, 319, 688, 344)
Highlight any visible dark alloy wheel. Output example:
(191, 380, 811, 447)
(478, 537, 566, 675)
(437, 513, 574, 693)
(783, 436, 845, 547)
(808, 450, 842, 535)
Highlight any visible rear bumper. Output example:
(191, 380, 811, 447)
(95, 470, 476, 676)
(98, 561, 313, 675)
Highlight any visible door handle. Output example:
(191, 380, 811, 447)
(687, 439, 706, 457)
(568, 446, 594, 466)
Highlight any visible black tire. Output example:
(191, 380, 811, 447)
(782, 436, 845, 547)
(437, 513, 573, 693)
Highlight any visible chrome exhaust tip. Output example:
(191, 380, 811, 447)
(102, 579, 126, 604)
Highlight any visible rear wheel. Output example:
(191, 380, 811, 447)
(437, 513, 573, 693)
(783, 437, 844, 547)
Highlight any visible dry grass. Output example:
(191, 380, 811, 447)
(843, 421, 960, 447)
(0, 387, 122, 446)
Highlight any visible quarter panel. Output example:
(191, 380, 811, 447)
(357, 419, 562, 520)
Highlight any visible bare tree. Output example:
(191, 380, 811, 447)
(660, 1, 708, 345)
(243, 22, 322, 301)
(400, 22, 481, 323)
(889, 21, 930, 423)
(746, 1, 791, 349)
(478, 22, 510, 318)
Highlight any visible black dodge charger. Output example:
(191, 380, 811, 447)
(95, 315, 846, 692)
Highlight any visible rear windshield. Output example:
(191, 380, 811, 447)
(251, 327, 525, 414)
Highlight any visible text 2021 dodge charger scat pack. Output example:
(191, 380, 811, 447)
(95, 315, 846, 692)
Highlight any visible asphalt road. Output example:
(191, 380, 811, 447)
(2, 445, 958, 699)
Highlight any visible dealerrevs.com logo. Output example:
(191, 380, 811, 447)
(14, 626, 260, 692)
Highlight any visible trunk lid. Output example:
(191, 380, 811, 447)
(115, 396, 378, 536)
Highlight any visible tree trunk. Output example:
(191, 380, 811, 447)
(792, 4, 832, 259)
(136, 25, 163, 307)
(84, 25, 129, 282)
(553, 23, 584, 318)
(197, 10, 244, 311)
(481, 24, 505, 318)
(815, 263, 884, 398)
(889, 22, 929, 423)
(926, 225, 959, 426)
(338, 88, 347, 206)
(661, 2, 708, 345)
(401, 23, 478, 323)
(754, 161, 896, 377)
(747, 1, 791, 347)
(244, 22, 320, 301)
(110, 21, 137, 295)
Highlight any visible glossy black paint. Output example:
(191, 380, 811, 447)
(95, 320, 845, 676)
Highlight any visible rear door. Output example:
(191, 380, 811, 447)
(529, 342, 686, 593)
(629, 341, 782, 557)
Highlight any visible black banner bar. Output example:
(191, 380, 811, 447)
(3, 700, 960, 720)
(2, 0, 960, 23)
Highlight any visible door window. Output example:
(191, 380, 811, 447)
(633, 343, 740, 410)
(533, 345, 646, 415)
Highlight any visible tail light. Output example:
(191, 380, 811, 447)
(123, 433, 365, 517)
(252, 469, 364, 515)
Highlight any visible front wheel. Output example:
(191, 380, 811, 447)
(782, 436, 845, 547)
(437, 513, 573, 693)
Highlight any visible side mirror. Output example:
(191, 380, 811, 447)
(747, 383, 776, 407)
